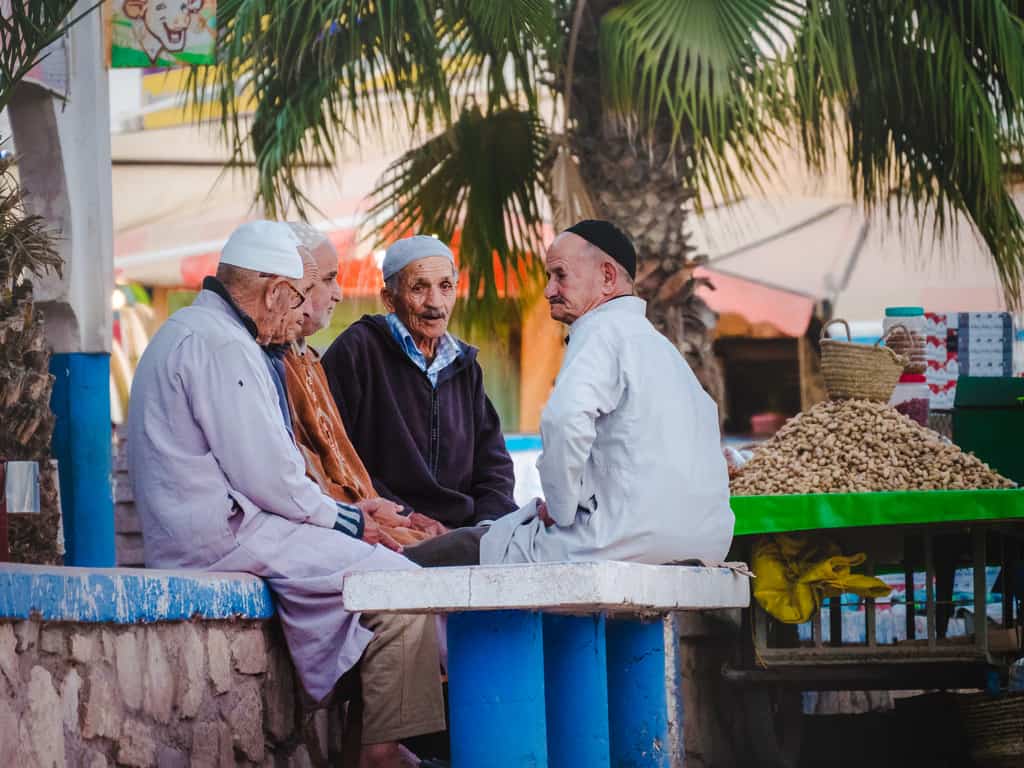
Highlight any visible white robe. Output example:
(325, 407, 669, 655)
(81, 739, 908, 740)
(481, 296, 734, 565)
(128, 289, 414, 701)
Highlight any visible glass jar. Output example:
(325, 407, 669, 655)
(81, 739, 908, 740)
(883, 306, 927, 375)
(890, 373, 930, 426)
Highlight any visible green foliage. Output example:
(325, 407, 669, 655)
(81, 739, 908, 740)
(190, 0, 1024, 308)
(0, 0, 98, 113)
(369, 107, 548, 314)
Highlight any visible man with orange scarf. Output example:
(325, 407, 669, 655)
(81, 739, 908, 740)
(282, 223, 444, 548)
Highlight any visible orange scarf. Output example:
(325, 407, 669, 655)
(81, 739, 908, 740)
(283, 346, 430, 546)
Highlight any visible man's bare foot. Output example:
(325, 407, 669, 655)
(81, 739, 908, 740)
(358, 742, 420, 768)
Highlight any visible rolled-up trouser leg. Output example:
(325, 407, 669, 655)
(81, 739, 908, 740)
(402, 526, 485, 567)
(357, 611, 446, 744)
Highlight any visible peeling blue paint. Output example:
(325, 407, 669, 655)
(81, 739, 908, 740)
(0, 564, 275, 623)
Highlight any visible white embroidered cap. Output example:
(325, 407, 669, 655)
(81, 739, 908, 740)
(381, 235, 455, 281)
(219, 220, 304, 279)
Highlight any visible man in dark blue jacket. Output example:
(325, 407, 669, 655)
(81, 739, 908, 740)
(322, 236, 517, 543)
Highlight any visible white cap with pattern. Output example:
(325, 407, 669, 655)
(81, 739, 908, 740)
(381, 235, 455, 281)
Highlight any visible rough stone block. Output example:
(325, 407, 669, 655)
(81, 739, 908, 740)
(70, 632, 97, 663)
(226, 685, 265, 763)
(0, 698, 19, 767)
(62, 667, 82, 733)
(0, 623, 18, 689)
(26, 665, 64, 768)
(190, 723, 220, 768)
(288, 744, 313, 768)
(144, 629, 175, 724)
(39, 627, 65, 655)
(175, 623, 206, 719)
(84, 752, 109, 768)
(115, 502, 140, 532)
(264, 646, 295, 742)
(231, 628, 268, 675)
(115, 632, 143, 711)
(101, 630, 116, 662)
(207, 628, 231, 696)
(83, 667, 123, 740)
(115, 533, 146, 568)
(14, 620, 39, 653)
(118, 720, 157, 767)
(157, 745, 189, 768)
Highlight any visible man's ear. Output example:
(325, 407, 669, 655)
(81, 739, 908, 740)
(122, 0, 146, 19)
(380, 286, 396, 313)
(602, 260, 618, 293)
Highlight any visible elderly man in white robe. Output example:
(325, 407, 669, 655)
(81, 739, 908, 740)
(405, 219, 734, 567)
(128, 220, 444, 768)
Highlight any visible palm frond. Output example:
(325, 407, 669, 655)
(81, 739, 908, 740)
(791, 0, 1024, 306)
(368, 107, 550, 315)
(186, 0, 555, 218)
(0, 160, 61, 296)
(599, 0, 800, 202)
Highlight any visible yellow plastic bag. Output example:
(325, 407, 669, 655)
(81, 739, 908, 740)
(751, 534, 891, 624)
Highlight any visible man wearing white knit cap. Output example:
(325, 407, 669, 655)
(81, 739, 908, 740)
(323, 234, 517, 549)
(129, 221, 446, 768)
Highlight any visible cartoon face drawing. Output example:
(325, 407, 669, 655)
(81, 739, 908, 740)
(123, 0, 204, 62)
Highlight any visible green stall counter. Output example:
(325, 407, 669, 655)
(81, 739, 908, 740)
(954, 376, 1024, 484)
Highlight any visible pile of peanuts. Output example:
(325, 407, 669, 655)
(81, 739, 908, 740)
(730, 399, 1016, 496)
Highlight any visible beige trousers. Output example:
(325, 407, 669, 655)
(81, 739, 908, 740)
(357, 611, 446, 744)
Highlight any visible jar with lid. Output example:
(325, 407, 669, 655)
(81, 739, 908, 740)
(883, 306, 927, 375)
(890, 373, 930, 426)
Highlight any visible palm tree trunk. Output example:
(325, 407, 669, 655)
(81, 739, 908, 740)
(562, 1, 727, 420)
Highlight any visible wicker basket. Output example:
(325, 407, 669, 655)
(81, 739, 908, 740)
(960, 692, 1024, 767)
(820, 319, 907, 402)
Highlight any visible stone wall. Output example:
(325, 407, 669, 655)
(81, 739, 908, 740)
(0, 617, 341, 767)
(113, 425, 144, 568)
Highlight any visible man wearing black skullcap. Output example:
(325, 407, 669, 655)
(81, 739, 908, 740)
(405, 220, 734, 567)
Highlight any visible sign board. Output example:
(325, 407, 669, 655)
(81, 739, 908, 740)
(110, 0, 216, 68)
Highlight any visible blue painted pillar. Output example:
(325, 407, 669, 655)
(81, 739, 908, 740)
(543, 614, 610, 767)
(607, 617, 670, 768)
(448, 610, 548, 767)
(50, 353, 114, 567)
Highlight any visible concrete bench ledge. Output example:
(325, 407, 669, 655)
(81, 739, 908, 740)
(0, 563, 275, 623)
(343, 560, 751, 614)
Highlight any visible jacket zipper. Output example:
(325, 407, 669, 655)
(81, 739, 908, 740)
(429, 386, 440, 478)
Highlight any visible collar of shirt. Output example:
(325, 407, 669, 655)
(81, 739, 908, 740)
(385, 313, 461, 387)
(202, 276, 259, 339)
(565, 295, 647, 345)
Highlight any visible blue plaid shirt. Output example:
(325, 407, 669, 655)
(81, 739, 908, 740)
(386, 313, 461, 387)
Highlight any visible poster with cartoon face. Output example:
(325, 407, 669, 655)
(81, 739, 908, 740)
(111, 0, 216, 68)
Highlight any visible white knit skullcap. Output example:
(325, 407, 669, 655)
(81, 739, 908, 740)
(219, 220, 304, 279)
(381, 235, 455, 281)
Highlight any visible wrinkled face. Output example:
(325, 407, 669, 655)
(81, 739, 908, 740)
(543, 233, 607, 324)
(257, 251, 317, 345)
(382, 256, 457, 344)
(142, 0, 199, 52)
(300, 242, 342, 337)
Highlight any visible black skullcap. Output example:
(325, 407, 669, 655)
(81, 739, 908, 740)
(564, 220, 637, 279)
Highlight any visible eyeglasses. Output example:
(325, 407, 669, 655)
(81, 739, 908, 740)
(260, 273, 307, 309)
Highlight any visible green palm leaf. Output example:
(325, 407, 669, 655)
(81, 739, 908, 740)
(368, 107, 549, 316)
(600, 0, 800, 201)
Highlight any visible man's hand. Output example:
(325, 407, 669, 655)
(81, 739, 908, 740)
(537, 500, 555, 527)
(356, 498, 412, 530)
(407, 512, 448, 539)
(360, 513, 403, 552)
